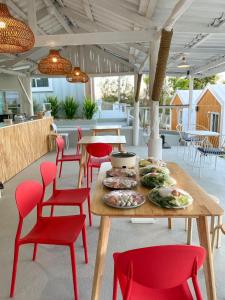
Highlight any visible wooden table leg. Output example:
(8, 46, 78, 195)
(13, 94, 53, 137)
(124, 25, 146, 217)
(187, 218, 193, 245)
(197, 216, 217, 300)
(118, 143, 124, 152)
(91, 216, 111, 300)
(78, 145, 86, 188)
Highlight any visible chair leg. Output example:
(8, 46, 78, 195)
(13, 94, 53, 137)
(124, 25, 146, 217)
(216, 216, 222, 249)
(187, 218, 193, 245)
(167, 218, 172, 229)
(113, 268, 118, 300)
(10, 244, 20, 298)
(210, 216, 215, 234)
(82, 224, 88, 264)
(91, 167, 93, 182)
(59, 161, 63, 178)
(199, 155, 202, 177)
(50, 205, 55, 217)
(184, 218, 188, 231)
(211, 225, 221, 253)
(192, 148, 198, 169)
(70, 245, 79, 300)
(87, 194, 92, 226)
(87, 166, 90, 188)
(32, 243, 38, 261)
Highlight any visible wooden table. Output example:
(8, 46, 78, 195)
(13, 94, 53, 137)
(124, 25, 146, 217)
(91, 162, 224, 300)
(92, 125, 121, 136)
(77, 135, 126, 187)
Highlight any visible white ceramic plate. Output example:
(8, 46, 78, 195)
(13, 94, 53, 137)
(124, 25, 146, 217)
(103, 190, 145, 209)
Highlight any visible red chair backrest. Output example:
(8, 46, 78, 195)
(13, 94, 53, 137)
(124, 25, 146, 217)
(86, 143, 112, 158)
(40, 161, 57, 187)
(15, 180, 43, 219)
(56, 136, 65, 152)
(114, 245, 205, 291)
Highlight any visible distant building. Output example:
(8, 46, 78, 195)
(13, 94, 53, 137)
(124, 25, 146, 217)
(195, 84, 225, 135)
(32, 77, 86, 107)
(170, 89, 202, 130)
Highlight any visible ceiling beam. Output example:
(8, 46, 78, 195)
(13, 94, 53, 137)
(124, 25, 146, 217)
(7, 0, 45, 35)
(43, 0, 73, 33)
(174, 24, 225, 34)
(35, 30, 156, 47)
(82, 0, 94, 21)
(191, 54, 225, 75)
(27, 0, 37, 35)
(0, 67, 26, 77)
(163, 0, 195, 31)
(89, 0, 156, 29)
(60, 7, 103, 32)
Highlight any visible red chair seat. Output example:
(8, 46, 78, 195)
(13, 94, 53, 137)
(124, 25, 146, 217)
(89, 156, 110, 168)
(119, 278, 193, 300)
(60, 154, 81, 161)
(21, 215, 85, 245)
(43, 188, 90, 206)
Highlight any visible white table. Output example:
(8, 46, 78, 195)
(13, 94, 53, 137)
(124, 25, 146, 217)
(185, 130, 219, 137)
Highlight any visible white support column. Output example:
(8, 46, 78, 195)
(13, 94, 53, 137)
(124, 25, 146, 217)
(133, 74, 142, 146)
(148, 41, 161, 159)
(133, 102, 140, 146)
(188, 76, 194, 129)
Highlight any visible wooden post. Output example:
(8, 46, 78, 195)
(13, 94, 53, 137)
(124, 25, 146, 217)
(148, 29, 173, 159)
(18, 76, 34, 116)
(133, 74, 142, 146)
(188, 75, 194, 129)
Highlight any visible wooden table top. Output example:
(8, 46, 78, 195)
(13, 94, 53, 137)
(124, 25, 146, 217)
(79, 135, 126, 145)
(91, 162, 224, 218)
(92, 125, 121, 130)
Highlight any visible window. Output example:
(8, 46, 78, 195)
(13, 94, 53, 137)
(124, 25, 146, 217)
(32, 78, 53, 92)
(178, 109, 183, 124)
(210, 112, 220, 132)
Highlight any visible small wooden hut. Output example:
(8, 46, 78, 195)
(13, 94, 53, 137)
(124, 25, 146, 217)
(195, 84, 225, 135)
(170, 90, 202, 130)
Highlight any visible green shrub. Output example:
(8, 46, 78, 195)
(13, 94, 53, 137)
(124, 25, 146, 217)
(83, 97, 98, 120)
(45, 96, 59, 118)
(33, 99, 42, 113)
(62, 96, 79, 119)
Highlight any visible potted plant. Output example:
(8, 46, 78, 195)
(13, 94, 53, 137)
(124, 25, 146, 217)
(45, 96, 59, 118)
(62, 96, 79, 119)
(83, 97, 98, 120)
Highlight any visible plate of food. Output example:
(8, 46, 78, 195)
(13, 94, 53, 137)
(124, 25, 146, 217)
(103, 190, 145, 208)
(140, 172, 176, 188)
(139, 157, 167, 168)
(103, 177, 137, 189)
(106, 168, 137, 178)
(148, 187, 193, 209)
(139, 165, 170, 176)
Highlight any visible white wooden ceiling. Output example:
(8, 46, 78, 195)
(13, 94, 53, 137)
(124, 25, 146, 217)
(1, 0, 225, 77)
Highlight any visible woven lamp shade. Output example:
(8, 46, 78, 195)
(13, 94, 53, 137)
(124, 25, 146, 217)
(66, 67, 89, 83)
(0, 3, 35, 53)
(38, 49, 72, 75)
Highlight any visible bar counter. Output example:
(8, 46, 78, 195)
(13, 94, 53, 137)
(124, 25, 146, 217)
(0, 117, 53, 182)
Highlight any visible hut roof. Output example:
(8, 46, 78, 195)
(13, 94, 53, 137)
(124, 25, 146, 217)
(171, 89, 202, 105)
(196, 84, 225, 106)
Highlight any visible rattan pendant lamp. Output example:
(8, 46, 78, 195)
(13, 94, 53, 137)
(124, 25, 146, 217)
(66, 66, 89, 83)
(38, 49, 72, 75)
(0, 3, 35, 53)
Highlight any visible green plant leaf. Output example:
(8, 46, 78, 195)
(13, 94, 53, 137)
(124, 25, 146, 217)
(62, 96, 79, 119)
(83, 97, 98, 120)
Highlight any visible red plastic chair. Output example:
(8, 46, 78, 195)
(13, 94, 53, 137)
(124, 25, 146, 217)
(86, 142, 112, 187)
(113, 245, 206, 300)
(56, 134, 81, 178)
(40, 161, 92, 226)
(10, 180, 88, 300)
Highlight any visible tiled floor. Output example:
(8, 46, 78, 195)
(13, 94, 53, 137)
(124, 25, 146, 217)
(0, 145, 225, 299)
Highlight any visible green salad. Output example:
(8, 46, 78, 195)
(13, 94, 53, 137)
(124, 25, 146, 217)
(139, 165, 170, 176)
(149, 187, 193, 208)
(140, 172, 176, 188)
